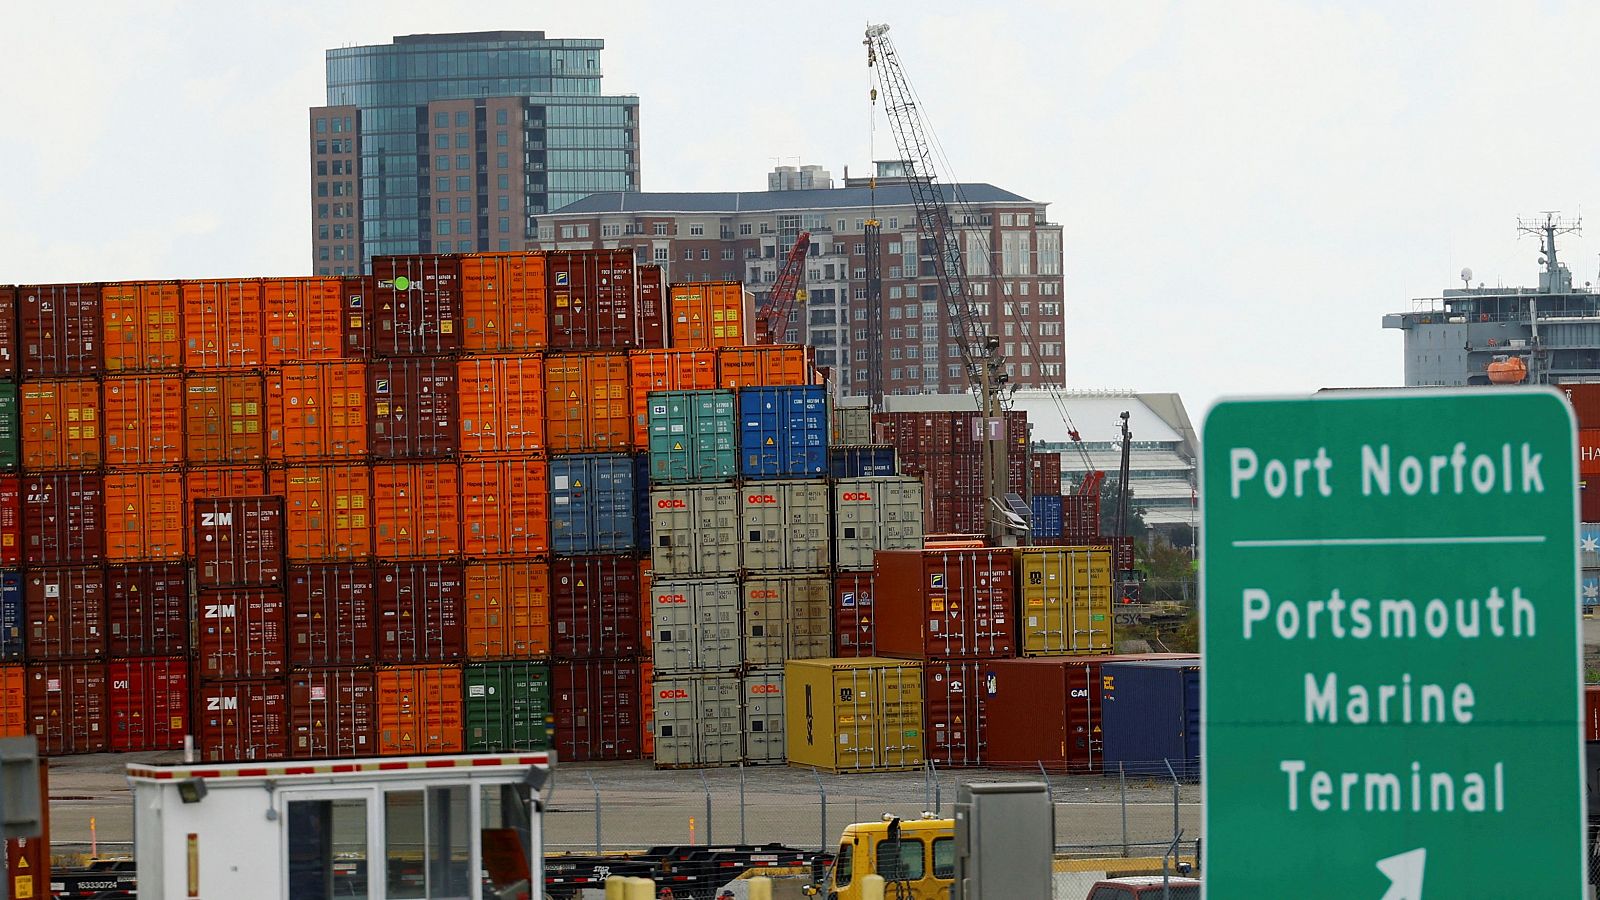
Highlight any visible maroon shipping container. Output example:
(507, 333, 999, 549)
(341, 275, 372, 359)
(552, 657, 641, 761)
(1062, 494, 1099, 544)
(924, 659, 987, 767)
(107, 656, 188, 752)
(983, 654, 1199, 770)
(25, 567, 105, 659)
(0, 475, 21, 567)
(636, 263, 667, 349)
(287, 563, 376, 666)
(26, 661, 107, 755)
(0, 287, 17, 380)
(1585, 482, 1600, 524)
(289, 667, 376, 759)
(1562, 382, 1600, 429)
(196, 679, 289, 762)
(1030, 452, 1062, 496)
(196, 588, 286, 679)
(375, 561, 465, 663)
(546, 249, 636, 350)
(23, 472, 105, 565)
(549, 554, 640, 659)
(1587, 684, 1600, 742)
(193, 497, 285, 587)
(367, 358, 459, 458)
(833, 571, 876, 657)
(20, 283, 103, 377)
(873, 548, 1016, 659)
(370, 255, 463, 356)
(105, 563, 189, 657)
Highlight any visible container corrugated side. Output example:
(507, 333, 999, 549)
(1101, 659, 1201, 779)
(457, 354, 545, 454)
(782, 657, 923, 772)
(27, 660, 108, 755)
(105, 563, 189, 658)
(460, 253, 549, 352)
(184, 373, 268, 464)
(1016, 546, 1114, 655)
(543, 352, 631, 452)
(107, 656, 188, 752)
(105, 471, 186, 562)
(263, 277, 345, 364)
(552, 658, 640, 761)
(741, 480, 831, 572)
(648, 484, 739, 576)
(102, 282, 181, 372)
(550, 554, 641, 660)
(196, 679, 288, 762)
(646, 389, 736, 484)
(267, 361, 368, 460)
(833, 477, 925, 571)
(873, 548, 1017, 660)
(103, 374, 183, 467)
(22, 379, 101, 470)
(460, 457, 549, 557)
(182, 280, 265, 369)
(651, 576, 739, 674)
(465, 660, 551, 752)
(376, 664, 465, 755)
(742, 574, 831, 666)
(372, 462, 462, 559)
(289, 667, 376, 758)
(465, 561, 550, 660)
(738, 386, 828, 479)
(287, 563, 376, 666)
(549, 453, 636, 554)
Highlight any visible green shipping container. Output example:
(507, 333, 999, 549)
(0, 383, 19, 472)
(647, 389, 737, 483)
(465, 660, 552, 752)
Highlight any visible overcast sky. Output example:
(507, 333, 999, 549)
(5, 1, 1600, 421)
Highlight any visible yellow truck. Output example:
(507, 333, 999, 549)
(807, 814, 955, 900)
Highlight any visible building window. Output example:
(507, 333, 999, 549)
(1001, 213, 1014, 226)
(317, 204, 329, 219)
(1018, 213, 1030, 226)
(602, 224, 620, 237)
(454, 197, 470, 213)
(435, 177, 449, 192)
(497, 132, 508, 147)
(435, 112, 449, 128)
(318, 225, 329, 240)
(576, 225, 590, 238)
(854, 288, 867, 300)
(721, 248, 734, 260)
(853, 243, 865, 255)
(495, 109, 508, 126)
(654, 247, 669, 261)
(315, 140, 327, 155)
(456, 154, 470, 170)
(561, 226, 575, 239)
(887, 217, 898, 229)
(684, 249, 694, 260)
(690, 223, 704, 235)
(654, 223, 669, 236)
(457, 219, 471, 234)
(435, 155, 450, 171)
(701, 249, 710, 260)
(315, 117, 327, 133)
(837, 219, 847, 231)
(455, 111, 469, 127)
(497, 152, 509, 168)
(499, 217, 510, 233)
(316, 182, 328, 197)
(319, 247, 329, 261)
(497, 174, 510, 189)
(436, 199, 449, 214)
(435, 134, 449, 149)
(437, 221, 451, 235)
(500, 239, 512, 251)
(455, 176, 470, 191)
(537, 225, 554, 241)
(889, 266, 901, 279)
(497, 196, 510, 211)
(316, 161, 327, 176)
(739, 223, 753, 235)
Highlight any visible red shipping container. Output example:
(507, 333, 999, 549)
(287, 563, 376, 666)
(20, 283, 103, 377)
(290, 667, 376, 759)
(196, 588, 286, 680)
(368, 357, 459, 458)
(543, 352, 631, 452)
(833, 572, 876, 657)
(0, 287, 17, 379)
(636, 263, 667, 349)
(1581, 428, 1600, 476)
(375, 562, 465, 663)
(105, 563, 189, 657)
(0, 475, 19, 567)
(25, 567, 105, 659)
(263, 277, 345, 364)
(340, 276, 371, 358)
(103, 374, 185, 467)
(1030, 452, 1062, 495)
(370, 255, 463, 356)
(26, 661, 107, 754)
(460, 252, 550, 352)
(377, 664, 464, 755)
(196, 679, 289, 762)
(182, 279, 266, 369)
(107, 657, 188, 752)
(459, 456, 550, 557)
(546, 249, 636, 350)
(550, 554, 640, 659)
(185, 373, 268, 464)
(1562, 383, 1600, 429)
(372, 462, 462, 559)
(924, 660, 987, 767)
(552, 658, 641, 761)
(873, 549, 1016, 659)
(1586, 684, 1600, 741)
(0, 665, 23, 737)
(1584, 483, 1600, 523)
(193, 497, 285, 587)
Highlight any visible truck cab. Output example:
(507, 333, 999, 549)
(818, 814, 954, 900)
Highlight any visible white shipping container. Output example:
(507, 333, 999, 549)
(652, 577, 741, 673)
(742, 668, 786, 764)
(650, 484, 739, 576)
(832, 405, 873, 445)
(742, 574, 832, 666)
(833, 476, 925, 570)
(741, 480, 831, 571)
(652, 672, 742, 768)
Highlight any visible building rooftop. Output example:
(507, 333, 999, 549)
(551, 183, 1037, 215)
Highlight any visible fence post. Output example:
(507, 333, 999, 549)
(932, 760, 940, 814)
(1164, 759, 1180, 852)
(812, 767, 828, 853)
(585, 772, 602, 854)
(1038, 761, 1055, 851)
(739, 762, 747, 845)
(922, 761, 932, 811)
(1119, 762, 1128, 857)
(700, 770, 713, 845)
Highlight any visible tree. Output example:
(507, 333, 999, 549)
(1095, 475, 1146, 538)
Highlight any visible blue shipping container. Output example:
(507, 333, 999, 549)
(0, 571, 18, 659)
(1031, 494, 1064, 539)
(1585, 574, 1599, 608)
(828, 444, 897, 479)
(739, 386, 828, 479)
(633, 452, 652, 551)
(549, 454, 637, 554)
(1101, 659, 1200, 779)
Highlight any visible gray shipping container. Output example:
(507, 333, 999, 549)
(742, 575, 832, 666)
(741, 480, 831, 571)
(653, 672, 742, 768)
(742, 668, 786, 764)
(652, 577, 741, 673)
(831, 405, 872, 445)
(650, 484, 740, 576)
(833, 476, 926, 570)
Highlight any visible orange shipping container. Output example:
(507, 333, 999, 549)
(271, 464, 373, 562)
(639, 658, 654, 757)
(628, 349, 716, 444)
(717, 345, 810, 389)
(377, 664, 464, 755)
(182, 280, 266, 369)
(268, 361, 368, 460)
(22, 379, 101, 470)
(460, 457, 549, 557)
(543, 353, 631, 452)
(185, 373, 267, 464)
(461, 253, 550, 351)
(103, 375, 184, 467)
(458, 355, 545, 454)
(372, 462, 462, 559)
(185, 465, 268, 505)
(0, 664, 24, 737)
(464, 561, 551, 659)
(670, 281, 749, 349)
(264, 277, 345, 364)
(105, 471, 186, 562)
(102, 282, 182, 371)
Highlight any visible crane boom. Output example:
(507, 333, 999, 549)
(866, 22, 1019, 544)
(757, 230, 811, 344)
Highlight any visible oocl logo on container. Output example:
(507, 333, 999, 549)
(746, 494, 777, 504)
(748, 589, 779, 599)
(749, 683, 780, 695)
(657, 593, 687, 605)
(841, 492, 873, 502)
(659, 689, 688, 699)
(656, 498, 687, 509)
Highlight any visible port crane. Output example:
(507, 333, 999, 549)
(755, 230, 811, 344)
(866, 23, 1026, 544)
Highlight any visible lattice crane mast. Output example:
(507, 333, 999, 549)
(866, 22, 1023, 544)
(756, 230, 811, 344)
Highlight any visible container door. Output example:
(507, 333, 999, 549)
(280, 787, 378, 900)
(876, 665, 925, 770)
(1071, 549, 1114, 653)
(697, 675, 742, 764)
(696, 579, 741, 670)
(742, 671, 785, 764)
(786, 576, 832, 660)
(830, 667, 879, 771)
(1182, 666, 1201, 779)
(652, 674, 698, 766)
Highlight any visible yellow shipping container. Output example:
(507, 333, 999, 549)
(784, 657, 923, 773)
(1016, 546, 1115, 656)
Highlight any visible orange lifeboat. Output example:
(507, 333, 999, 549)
(1487, 355, 1528, 384)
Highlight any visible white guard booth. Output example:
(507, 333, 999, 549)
(127, 752, 553, 900)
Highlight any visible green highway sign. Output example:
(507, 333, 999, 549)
(1202, 389, 1583, 897)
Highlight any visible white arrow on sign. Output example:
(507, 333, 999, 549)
(1377, 847, 1426, 900)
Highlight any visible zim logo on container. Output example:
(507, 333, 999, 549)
(206, 696, 239, 711)
(199, 512, 233, 527)
(656, 498, 687, 509)
(203, 603, 237, 619)
(746, 494, 777, 504)
(840, 492, 873, 502)
(659, 689, 689, 699)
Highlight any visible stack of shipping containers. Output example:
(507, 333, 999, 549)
(873, 410, 1028, 535)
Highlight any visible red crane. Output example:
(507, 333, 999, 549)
(756, 230, 810, 344)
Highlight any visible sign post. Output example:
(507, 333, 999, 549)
(1203, 389, 1583, 896)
